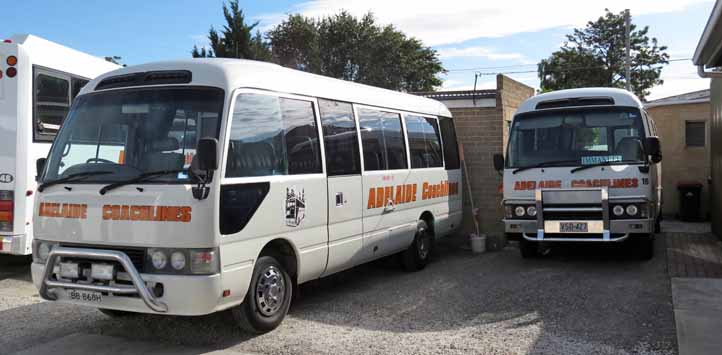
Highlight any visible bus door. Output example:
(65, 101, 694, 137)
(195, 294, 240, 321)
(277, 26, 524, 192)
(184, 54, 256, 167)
(318, 100, 364, 276)
(357, 107, 413, 261)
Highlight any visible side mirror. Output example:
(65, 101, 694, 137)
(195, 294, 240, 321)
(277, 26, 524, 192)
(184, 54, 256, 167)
(196, 138, 218, 171)
(645, 136, 662, 164)
(493, 153, 505, 171)
(36, 158, 47, 181)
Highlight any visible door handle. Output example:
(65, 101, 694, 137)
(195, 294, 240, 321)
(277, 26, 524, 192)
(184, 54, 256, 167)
(384, 199, 396, 212)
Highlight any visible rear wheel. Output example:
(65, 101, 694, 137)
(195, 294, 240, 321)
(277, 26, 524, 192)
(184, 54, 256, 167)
(519, 238, 539, 258)
(231, 255, 293, 334)
(402, 220, 432, 271)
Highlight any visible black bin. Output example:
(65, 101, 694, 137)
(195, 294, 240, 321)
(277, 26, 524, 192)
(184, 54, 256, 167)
(677, 182, 703, 221)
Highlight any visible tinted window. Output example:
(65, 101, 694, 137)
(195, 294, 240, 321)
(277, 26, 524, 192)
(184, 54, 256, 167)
(319, 99, 360, 176)
(71, 77, 89, 100)
(226, 93, 322, 177)
(439, 117, 460, 169)
(35, 73, 70, 141)
(358, 108, 407, 171)
(406, 115, 443, 169)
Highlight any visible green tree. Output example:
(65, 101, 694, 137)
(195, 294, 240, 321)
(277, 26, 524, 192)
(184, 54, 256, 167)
(191, 0, 271, 60)
(538, 9, 669, 100)
(267, 11, 444, 92)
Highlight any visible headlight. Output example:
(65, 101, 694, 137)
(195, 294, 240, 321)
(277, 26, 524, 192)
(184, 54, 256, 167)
(612, 205, 625, 216)
(626, 204, 639, 216)
(33, 240, 58, 264)
(170, 251, 186, 270)
(526, 206, 537, 217)
(150, 249, 167, 270)
(514, 206, 526, 217)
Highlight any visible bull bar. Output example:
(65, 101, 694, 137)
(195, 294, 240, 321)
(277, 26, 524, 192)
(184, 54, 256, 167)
(39, 246, 168, 313)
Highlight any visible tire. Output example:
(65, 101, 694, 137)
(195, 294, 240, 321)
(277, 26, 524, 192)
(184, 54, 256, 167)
(635, 234, 654, 260)
(231, 255, 293, 334)
(519, 238, 539, 258)
(98, 308, 136, 317)
(402, 220, 432, 271)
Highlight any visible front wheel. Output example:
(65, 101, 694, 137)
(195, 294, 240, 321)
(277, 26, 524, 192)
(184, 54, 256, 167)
(634, 234, 654, 260)
(519, 238, 539, 258)
(231, 255, 293, 334)
(402, 220, 432, 271)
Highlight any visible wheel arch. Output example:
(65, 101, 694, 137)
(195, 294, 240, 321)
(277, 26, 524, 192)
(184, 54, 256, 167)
(258, 238, 299, 282)
(419, 211, 435, 236)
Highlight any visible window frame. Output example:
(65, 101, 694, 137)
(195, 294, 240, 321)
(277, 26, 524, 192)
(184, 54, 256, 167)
(221, 88, 327, 185)
(32, 65, 91, 143)
(685, 120, 706, 148)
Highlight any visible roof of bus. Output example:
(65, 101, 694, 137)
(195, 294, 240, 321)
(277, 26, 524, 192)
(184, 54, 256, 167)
(516, 88, 643, 115)
(10, 34, 120, 79)
(82, 58, 453, 117)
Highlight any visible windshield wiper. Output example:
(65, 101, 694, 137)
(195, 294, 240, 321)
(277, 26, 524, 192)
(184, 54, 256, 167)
(570, 160, 643, 173)
(512, 160, 579, 174)
(38, 171, 113, 192)
(99, 169, 185, 195)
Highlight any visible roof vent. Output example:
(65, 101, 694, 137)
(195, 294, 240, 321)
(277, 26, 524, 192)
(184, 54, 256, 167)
(95, 70, 192, 90)
(535, 96, 614, 110)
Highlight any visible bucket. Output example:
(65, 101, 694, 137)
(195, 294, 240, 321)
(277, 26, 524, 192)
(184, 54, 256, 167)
(470, 233, 486, 254)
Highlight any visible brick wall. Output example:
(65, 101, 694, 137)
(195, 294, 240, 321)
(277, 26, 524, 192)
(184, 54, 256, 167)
(452, 75, 534, 234)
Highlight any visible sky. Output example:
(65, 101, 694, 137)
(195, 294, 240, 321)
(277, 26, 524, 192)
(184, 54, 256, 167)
(2, 0, 715, 100)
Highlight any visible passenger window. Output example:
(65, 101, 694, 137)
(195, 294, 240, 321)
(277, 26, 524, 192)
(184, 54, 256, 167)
(35, 72, 70, 141)
(439, 117, 460, 169)
(319, 99, 361, 176)
(71, 77, 89, 100)
(358, 108, 407, 171)
(406, 115, 443, 169)
(225, 93, 322, 177)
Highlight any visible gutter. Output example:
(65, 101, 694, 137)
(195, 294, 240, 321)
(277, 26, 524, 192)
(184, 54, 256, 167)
(697, 65, 722, 78)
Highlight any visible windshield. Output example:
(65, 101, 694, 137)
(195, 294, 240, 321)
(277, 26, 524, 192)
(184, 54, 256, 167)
(42, 87, 224, 183)
(506, 107, 646, 168)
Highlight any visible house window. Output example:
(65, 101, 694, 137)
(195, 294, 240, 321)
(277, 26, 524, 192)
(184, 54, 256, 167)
(685, 121, 705, 147)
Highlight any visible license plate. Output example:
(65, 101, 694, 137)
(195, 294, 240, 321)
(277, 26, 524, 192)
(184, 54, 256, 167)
(560, 222, 588, 233)
(68, 289, 102, 303)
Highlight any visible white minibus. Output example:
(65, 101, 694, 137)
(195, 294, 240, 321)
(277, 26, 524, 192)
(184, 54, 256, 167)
(31, 59, 463, 333)
(494, 88, 662, 259)
(0, 34, 119, 255)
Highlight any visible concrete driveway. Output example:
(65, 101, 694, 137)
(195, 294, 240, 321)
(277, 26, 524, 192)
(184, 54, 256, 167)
(0, 235, 676, 355)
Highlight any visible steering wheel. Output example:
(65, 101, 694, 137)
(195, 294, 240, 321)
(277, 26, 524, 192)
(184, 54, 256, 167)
(86, 158, 116, 164)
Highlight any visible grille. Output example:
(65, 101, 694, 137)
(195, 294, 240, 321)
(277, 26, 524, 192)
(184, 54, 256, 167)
(59, 244, 146, 272)
(544, 211, 602, 221)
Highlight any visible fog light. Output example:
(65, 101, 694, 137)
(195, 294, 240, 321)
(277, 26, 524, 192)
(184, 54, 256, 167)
(38, 242, 52, 262)
(626, 205, 639, 216)
(612, 205, 624, 216)
(526, 206, 537, 217)
(59, 262, 80, 279)
(91, 263, 115, 280)
(514, 206, 526, 217)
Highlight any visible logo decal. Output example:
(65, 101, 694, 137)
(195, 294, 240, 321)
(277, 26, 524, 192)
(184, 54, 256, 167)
(285, 187, 306, 227)
(102, 205, 192, 222)
(0, 173, 13, 184)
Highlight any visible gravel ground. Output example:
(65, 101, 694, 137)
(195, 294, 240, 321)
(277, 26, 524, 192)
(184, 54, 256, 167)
(0, 235, 676, 355)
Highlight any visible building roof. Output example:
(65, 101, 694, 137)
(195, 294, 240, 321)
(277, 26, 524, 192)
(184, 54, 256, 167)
(414, 89, 496, 100)
(82, 58, 452, 117)
(645, 89, 710, 108)
(694, 1, 722, 68)
(516, 87, 643, 114)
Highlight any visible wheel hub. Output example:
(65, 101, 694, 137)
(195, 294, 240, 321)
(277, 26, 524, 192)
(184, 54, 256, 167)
(255, 266, 286, 317)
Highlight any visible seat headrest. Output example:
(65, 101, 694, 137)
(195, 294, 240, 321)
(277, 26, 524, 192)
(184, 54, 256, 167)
(151, 137, 180, 151)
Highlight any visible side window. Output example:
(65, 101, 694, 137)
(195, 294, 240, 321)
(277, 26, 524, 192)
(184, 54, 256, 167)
(319, 99, 361, 176)
(358, 108, 407, 171)
(34, 71, 70, 141)
(406, 115, 443, 168)
(685, 121, 705, 147)
(439, 117, 460, 170)
(225, 93, 321, 177)
(71, 77, 89, 100)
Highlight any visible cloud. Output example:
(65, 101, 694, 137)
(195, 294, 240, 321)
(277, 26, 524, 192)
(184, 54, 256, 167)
(257, 0, 712, 46)
(437, 46, 525, 60)
(647, 60, 709, 100)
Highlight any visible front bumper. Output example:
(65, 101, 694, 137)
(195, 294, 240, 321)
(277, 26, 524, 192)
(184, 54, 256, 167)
(0, 234, 31, 255)
(32, 246, 222, 316)
(504, 218, 653, 241)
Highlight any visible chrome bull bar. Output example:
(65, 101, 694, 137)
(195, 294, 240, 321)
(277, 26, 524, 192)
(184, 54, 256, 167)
(39, 246, 168, 313)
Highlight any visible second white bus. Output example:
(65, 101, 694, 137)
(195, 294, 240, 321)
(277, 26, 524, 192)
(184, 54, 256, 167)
(0, 34, 119, 255)
(31, 58, 463, 333)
